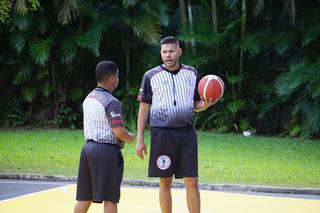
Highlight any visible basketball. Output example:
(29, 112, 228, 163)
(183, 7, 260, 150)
(198, 75, 225, 101)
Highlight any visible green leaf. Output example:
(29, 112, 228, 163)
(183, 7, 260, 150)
(77, 16, 111, 56)
(56, 0, 79, 25)
(36, 14, 50, 34)
(227, 99, 246, 115)
(141, 0, 170, 26)
(22, 87, 36, 102)
(29, 36, 55, 66)
(14, 61, 35, 84)
(42, 81, 51, 98)
(130, 15, 161, 45)
(227, 75, 243, 84)
(122, 0, 138, 8)
(273, 32, 297, 55)
(10, 31, 27, 53)
(12, 12, 32, 31)
(60, 35, 78, 64)
(0, 0, 12, 23)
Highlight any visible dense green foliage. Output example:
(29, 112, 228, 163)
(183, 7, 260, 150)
(0, 129, 319, 187)
(0, 0, 320, 138)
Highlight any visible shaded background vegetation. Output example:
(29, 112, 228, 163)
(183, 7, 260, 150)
(0, 0, 319, 138)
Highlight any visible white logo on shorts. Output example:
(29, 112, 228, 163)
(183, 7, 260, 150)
(157, 155, 171, 170)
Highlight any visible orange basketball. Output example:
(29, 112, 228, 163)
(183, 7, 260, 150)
(198, 75, 225, 101)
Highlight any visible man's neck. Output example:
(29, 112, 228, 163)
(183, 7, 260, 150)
(162, 64, 180, 72)
(97, 84, 112, 93)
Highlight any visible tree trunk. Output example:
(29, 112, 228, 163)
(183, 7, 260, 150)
(187, 0, 195, 53)
(179, 0, 191, 50)
(121, 38, 130, 92)
(211, 0, 218, 33)
(50, 60, 59, 117)
(238, 0, 246, 93)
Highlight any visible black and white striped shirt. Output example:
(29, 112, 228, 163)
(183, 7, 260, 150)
(138, 64, 200, 128)
(83, 87, 124, 144)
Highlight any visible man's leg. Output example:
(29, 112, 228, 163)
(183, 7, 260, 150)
(183, 177, 200, 213)
(74, 201, 91, 213)
(159, 177, 173, 213)
(104, 201, 117, 213)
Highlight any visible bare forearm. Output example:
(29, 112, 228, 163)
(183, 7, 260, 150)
(113, 126, 134, 143)
(137, 103, 150, 141)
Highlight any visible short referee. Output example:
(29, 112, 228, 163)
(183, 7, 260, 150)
(74, 61, 134, 213)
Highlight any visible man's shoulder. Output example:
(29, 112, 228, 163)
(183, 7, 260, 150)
(144, 65, 164, 78)
(181, 64, 198, 74)
(84, 89, 120, 106)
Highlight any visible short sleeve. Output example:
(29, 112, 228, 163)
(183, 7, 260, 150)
(105, 100, 124, 127)
(137, 74, 152, 104)
(194, 72, 201, 101)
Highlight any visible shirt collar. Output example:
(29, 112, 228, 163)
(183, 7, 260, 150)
(161, 64, 181, 75)
(95, 86, 112, 94)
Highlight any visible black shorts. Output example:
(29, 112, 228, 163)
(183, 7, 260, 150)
(148, 126, 198, 178)
(76, 141, 124, 203)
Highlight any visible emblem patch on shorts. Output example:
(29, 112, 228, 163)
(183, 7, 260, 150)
(157, 155, 171, 170)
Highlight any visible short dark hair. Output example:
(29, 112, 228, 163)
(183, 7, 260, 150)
(160, 36, 179, 46)
(95, 61, 118, 83)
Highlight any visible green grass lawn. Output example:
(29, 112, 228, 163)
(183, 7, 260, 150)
(0, 129, 319, 188)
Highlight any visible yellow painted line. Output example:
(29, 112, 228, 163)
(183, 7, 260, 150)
(0, 185, 319, 213)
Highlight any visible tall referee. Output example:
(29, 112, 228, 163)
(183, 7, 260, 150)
(136, 36, 214, 213)
(74, 61, 134, 213)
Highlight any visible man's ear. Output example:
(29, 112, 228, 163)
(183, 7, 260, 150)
(179, 47, 182, 56)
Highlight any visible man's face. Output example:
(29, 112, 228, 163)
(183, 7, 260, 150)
(160, 43, 182, 71)
(113, 70, 119, 89)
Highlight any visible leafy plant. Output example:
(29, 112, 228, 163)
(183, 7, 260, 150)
(52, 104, 80, 129)
(6, 108, 31, 127)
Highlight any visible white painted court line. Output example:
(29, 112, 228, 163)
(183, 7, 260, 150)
(0, 184, 73, 203)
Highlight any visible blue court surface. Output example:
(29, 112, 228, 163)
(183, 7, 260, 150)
(1, 180, 320, 213)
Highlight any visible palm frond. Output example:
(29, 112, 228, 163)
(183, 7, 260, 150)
(15, 0, 28, 14)
(56, 0, 79, 25)
(12, 12, 32, 30)
(122, 0, 138, 8)
(77, 16, 111, 56)
(273, 31, 297, 55)
(275, 69, 302, 96)
(10, 31, 27, 53)
(129, 15, 161, 45)
(35, 14, 50, 34)
(22, 86, 37, 102)
(29, 36, 55, 66)
(295, 97, 320, 137)
(238, 35, 261, 57)
(302, 24, 320, 47)
(141, 0, 171, 26)
(0, 0, 12, 23)
(59, 35, 78, 64)
(276, 60, 320, 96)
(13, 60, 35, 84)
(227, 99, 246, 115)
(252, 0, 265, 16)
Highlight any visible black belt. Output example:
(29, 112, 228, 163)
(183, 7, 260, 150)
(86, 139, 120, 149)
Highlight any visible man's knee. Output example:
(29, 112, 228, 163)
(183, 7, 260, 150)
(183, 177, 199, 189)
(160, 177, 173, 190)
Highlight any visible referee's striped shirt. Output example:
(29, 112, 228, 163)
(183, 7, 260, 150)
(83, 87, 124, 144)
(137, 64, 200, 128)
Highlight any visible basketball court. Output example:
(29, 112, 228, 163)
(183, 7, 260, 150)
(1, 180, 320, 213)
